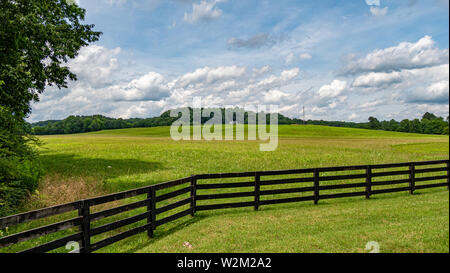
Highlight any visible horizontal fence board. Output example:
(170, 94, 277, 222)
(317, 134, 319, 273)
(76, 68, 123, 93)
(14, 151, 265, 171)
(0, 217, 82, 248)
(413, 160, 449, 166)
(371, 170, 410, 177)
(0, 201, 81, 229)
(370, 160, 448, 169)
(259, 169, 315, 176)
(196, 182, 254, 190)
(260, 186, 314, 196)
(196, 172, 256, 179)
(90, 199, 149, 222)
(414, 183, 448, 190)
(319, 174, 366, 182)
(415, 175, 448, 182)
(414, 167, 447, 174)
(259, 196, 315, 205)
(319, 182, 366, 191)
(90, 223, 151, 252)
(196, 201, 254, 211)
(90, 211, 150, 236)
(196, 191, 255, 200)
(370, 162, 412, 169)
(155, 198, 192, 215)
(155, 208, 192, 227)
(371, 179, 410, 186)
(260, 177, 314, 186)
(88, 188, 149, 207)
(316, 166, 367, 172)
(19, 232, 83, 253)
(371, 186, 412, 195)
(153, 177, 191, 191)
(156, 187, 191, 202)
(319, 191, 366, 200)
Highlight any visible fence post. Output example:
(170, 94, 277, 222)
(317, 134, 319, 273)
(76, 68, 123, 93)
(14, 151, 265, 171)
(149, 186, 156, 238)
(366, 166, 372, 199)
(409, 163, 416, 195)
(191, 175, 197, 217)
(80, 200, 91, 253)
(146, 187, 153, 238)
(254, 172, 260, 211)
(314, 169, 319, 205)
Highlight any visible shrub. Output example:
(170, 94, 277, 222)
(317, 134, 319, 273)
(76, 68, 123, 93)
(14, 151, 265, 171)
(0, 106, 43, 217)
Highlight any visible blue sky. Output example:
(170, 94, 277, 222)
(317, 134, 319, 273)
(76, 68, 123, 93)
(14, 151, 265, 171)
(29, 0, 449, 122)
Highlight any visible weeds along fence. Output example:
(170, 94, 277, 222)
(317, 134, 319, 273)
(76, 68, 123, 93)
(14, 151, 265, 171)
(0, 159, 449, 253)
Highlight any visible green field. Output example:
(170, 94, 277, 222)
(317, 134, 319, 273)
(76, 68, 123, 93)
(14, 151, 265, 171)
(1, 125, 449, 253)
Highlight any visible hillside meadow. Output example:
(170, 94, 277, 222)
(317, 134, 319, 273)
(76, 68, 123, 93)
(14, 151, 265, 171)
(1, 125, 448, 253)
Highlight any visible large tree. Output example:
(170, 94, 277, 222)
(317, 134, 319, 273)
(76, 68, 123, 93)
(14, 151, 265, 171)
(0, 0, 101, 117)
(0, 0, 101, 216)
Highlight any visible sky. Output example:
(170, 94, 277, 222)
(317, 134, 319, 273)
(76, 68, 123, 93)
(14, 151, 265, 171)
(29, 0, 449, 123)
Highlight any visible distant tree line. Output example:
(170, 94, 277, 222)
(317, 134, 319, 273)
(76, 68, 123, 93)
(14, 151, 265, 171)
(295, 112, 449, 135)
(30, 108, 298, 135)
(366, 112, 449, 135)
(30, 110, 449, 136)
(31, 113, 178, 135)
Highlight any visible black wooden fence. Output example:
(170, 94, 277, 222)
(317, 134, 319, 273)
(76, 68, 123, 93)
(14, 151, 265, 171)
(0, 159, 448, 253)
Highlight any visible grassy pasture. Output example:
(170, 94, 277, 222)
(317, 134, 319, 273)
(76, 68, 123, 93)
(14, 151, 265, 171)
(0, 125, 448, 253)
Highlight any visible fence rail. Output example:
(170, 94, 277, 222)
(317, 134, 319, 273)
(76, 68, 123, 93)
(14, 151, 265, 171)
(0, 159, 448, 253)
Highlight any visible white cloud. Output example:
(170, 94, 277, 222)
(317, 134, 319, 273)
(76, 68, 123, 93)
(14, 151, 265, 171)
(106, 0, 127, 5)
(285, 53, 312, 64)
(370, 6, 388, 16)
(70, 45, 122, 88)
(280, 68, 300, 81)
(299, 53, 312, 60)
(184, 0, 224, 24)
(352, 71, 403, 88)
(285, 53, 296, 64)
(365, 0, 380, 6)
(348, 113, 359, 120)
(407, 80, 449, 104)
(252, 65, 271, 76)
(414, 104, 449, 118)
(108, 72, 171, 101)
(350, 63, 449, 104)
(427, 81, 449, 97)
(318, 80, 347, 98)
(263, 89, 289, 104)
(357, 99, 386, 110)
(340, 36, 449, 75)
(176, 65, 246, 87)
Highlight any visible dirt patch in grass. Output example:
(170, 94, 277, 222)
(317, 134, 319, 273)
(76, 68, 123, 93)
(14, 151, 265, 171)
(26, 174, 107, 209)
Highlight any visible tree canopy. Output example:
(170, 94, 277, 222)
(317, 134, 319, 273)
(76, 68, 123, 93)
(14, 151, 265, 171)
(0, 0, 101, 117)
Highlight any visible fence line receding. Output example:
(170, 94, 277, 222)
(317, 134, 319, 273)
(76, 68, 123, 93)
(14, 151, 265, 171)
(0, 159, 448, 253)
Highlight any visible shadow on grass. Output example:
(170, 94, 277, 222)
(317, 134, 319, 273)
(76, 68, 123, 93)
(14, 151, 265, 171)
(124, 215, 209, 253)
(39, 153, 164, 177)
(39, 153, 165, 192)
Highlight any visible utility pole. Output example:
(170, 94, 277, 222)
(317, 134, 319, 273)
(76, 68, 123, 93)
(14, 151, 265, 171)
(295, 87, 312, 126)
(303, 105, 306, 125)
